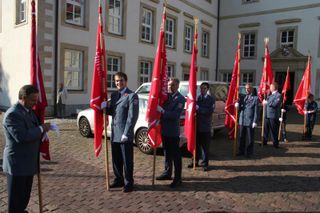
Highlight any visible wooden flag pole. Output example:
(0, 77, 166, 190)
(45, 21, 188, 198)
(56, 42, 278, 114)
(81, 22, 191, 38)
(233, 33, 241, 157)
(37, 171, 43, 213)
(98, 0, 110, 191)
(152, 127, 158, 186)
(278, 110, 283, 141)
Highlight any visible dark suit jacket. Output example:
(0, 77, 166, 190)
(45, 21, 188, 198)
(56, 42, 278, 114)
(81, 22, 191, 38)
(238, 94, 259, 126)
(196, 94, 215, 132)
(2, 103, 42, 176)
(106, 88, 139, 142)
(266, 91, 281, 119)
(161, 92, 186, 137)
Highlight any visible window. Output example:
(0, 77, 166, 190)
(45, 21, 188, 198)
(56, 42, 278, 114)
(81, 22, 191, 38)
(242, 32, 256, 58)
(139, 61, 152, 84)
(108, 0, 123, 35)
(107, 56, 121, 89)
(241, 73, 253, 84)
(64, 49, 83, 90)
(280, 30, 294, 48)
(242, 0, 259, 3)
(184, 24, 193, 53)
(167, 64, 175, 78)
(65, 0, 85, 26)
(222, 73, 232, 83)
(141, 8, 153, 43)
(16, 0, 27, 25)
(200, 70, 209, 80)
(166, 17, 175, 48)
(202, 31, 209, 57)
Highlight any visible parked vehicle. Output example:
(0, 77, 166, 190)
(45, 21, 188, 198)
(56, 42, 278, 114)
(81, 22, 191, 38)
(136, 81, 229, 136)
(76, 94, 186, 154)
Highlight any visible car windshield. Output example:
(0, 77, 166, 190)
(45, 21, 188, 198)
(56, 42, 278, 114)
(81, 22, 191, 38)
(136, 85, 151, 94)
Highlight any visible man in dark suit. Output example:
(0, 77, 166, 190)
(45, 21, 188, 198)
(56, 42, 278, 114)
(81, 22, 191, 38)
(104, 72, 139, 193)
(156, 78, 186, 188)
(263, 82, 281, 148)
(236, 83, 259, 158)
(187, 82, 215, 171)
(2, 85, 51, 213)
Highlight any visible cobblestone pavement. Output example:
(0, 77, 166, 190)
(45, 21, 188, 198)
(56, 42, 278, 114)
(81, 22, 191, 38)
(0, 109, 320, 212)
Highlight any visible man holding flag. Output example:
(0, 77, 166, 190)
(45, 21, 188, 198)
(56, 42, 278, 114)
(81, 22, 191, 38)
(156, 78, 185, 188)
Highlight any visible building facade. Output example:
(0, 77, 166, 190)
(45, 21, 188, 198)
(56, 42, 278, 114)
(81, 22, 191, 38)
(0, 0, 218, 115)
(1, 0, 320, 115)
(218, 0, 320, 104)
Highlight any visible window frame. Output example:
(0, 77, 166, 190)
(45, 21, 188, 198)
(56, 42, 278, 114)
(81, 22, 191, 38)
(200, 68, 209, 80)
(201, 29, 210, 58)
(61, 0, 89, 31)
(15, 0, 27, 26)
(165, 16, 176, 49)
(277, 26, 298, 49)
(241, 30, 257, 59)
(241, 72, 254, 85)
(107, 0, 123, 35)
(106, 51, 125, 91)
(140, 4, 156, 44)
(138, 58, 153, 85)
(167, 63, 176, 78)
(221, 73, 232, 83)
(60, 43, 88, 93)
(65, 0, 85, 26)
(184, 22, 194, 53)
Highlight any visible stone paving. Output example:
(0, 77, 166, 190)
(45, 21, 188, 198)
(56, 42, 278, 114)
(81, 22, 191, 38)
(0, 109, 320, 212)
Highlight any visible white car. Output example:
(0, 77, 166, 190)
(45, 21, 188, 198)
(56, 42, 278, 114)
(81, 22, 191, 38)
(77, 94, 186, 154)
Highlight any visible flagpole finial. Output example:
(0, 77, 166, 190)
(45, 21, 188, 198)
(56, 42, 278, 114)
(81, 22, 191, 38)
(264, 37, 269, 45)
(238, 33, 241, 40)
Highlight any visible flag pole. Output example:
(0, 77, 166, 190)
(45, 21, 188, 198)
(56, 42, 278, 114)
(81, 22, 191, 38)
(98, 0, 110, 190)
(278, 66, 289, 141)
(152, 127, 158, 186)
(192, 17, 199, 170)
(261, 37, 269, 147)
(152, 2, 167, 185)
(37, 172, 43, 213)
(233, 33, 241, 157)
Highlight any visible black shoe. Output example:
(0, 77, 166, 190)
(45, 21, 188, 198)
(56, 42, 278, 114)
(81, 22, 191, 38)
(156, 174, 172, 180)
(187, 162, 199, 168)
(110, 181, 124, 188)
(202, 166, 208, 171)
(236, 152, 244, 156)
(170, 179, 182, 188)
(273, 144, 279, 148)
(123, 185, 133, 193)
(245, 154, 252, 158)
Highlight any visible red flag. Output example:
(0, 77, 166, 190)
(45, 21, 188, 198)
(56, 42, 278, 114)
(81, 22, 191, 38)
(30, 0, 50, 160)
(282, 67, 291, 104)
(90, 3, 108, 157)
(224, 42, 240, 140)
(146, 9, 168, 148)
(258, 40, 274, 102)
(185, 30, 198, 154)
(293, 56, 311, 115)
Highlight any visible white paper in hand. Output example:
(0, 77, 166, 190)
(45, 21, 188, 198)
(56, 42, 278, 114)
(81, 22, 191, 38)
(50, 122, 60, 136)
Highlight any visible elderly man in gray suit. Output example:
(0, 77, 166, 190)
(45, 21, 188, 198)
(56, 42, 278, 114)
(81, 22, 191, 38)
(156, 78, 186, 188)
(236, 83, 259, 158)
(2, 85, 51, 213)
(103, 72, 139, 193)
(263, 82, 281, 148)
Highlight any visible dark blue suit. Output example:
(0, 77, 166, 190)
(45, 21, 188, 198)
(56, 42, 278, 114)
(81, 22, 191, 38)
(263, 91, 281, 147)
(304, 101, 318, 139)
(238, 94, 259, 156)
(160, 92, 185, 180)
(2, 103, 42, 213)
(196, 94, 215, 166)
(106, 88, 139, 188)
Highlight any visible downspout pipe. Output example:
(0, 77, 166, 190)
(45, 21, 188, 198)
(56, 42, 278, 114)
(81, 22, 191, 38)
(53, 0, 59, 116)
(215, 0, 220, 81)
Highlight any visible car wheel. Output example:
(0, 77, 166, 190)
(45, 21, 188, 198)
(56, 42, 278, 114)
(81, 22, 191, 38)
(135, 128, 153, 154)
(79, 117, 92, 137)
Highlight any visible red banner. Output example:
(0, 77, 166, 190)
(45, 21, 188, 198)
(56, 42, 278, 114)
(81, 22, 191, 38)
(294, 56, 311, 115)
(282, 67, 291, 104)
(90, 3, 108, 157)
(258, 41, 274, 102)
(30, 0, 50, 160)
(185, 32, 198, 153)
(146, 10, 168, 148)
(224, 43, 240, 140)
